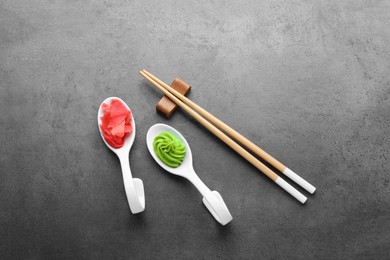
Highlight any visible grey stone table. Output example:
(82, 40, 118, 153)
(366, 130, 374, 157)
(1, 1, 389, 259)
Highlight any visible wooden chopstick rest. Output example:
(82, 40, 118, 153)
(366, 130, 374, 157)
(156, 78, 191, 118)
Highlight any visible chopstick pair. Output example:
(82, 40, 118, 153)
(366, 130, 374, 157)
(140, 70, 316, 204)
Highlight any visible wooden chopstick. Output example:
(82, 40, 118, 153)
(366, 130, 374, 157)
(140, 70, 308, 204)
(142, 70, 316, 194)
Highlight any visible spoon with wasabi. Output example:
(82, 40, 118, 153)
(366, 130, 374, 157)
(146, 123, 232, 225)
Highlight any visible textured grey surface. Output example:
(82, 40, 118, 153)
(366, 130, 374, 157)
(1, 0, 390, 259)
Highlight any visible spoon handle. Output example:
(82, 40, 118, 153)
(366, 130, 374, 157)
(187, 172, 233, 225)
(187, 171, 212, 197)
(119, 154, 145, 214)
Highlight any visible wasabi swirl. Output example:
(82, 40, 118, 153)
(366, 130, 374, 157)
(153, 132, 186, 168)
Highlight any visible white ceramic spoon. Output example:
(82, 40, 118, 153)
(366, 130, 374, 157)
(146, 123, 232, 225)
(98, 97, 145, 214)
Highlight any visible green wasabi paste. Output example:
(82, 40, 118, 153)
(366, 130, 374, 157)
(153, 132, 186, 168)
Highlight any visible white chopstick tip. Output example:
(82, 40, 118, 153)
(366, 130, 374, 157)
(275, 177, 307, 204)
(283, 168, 316, 194)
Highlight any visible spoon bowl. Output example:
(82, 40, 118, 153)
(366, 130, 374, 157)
(98, 97, 145, 214)
(97, 97, 136, 156)
(146, 123, 193, 176)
